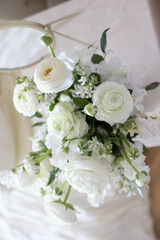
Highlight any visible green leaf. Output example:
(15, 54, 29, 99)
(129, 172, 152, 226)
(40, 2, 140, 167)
(31, 122, 45, 128)
(91, 54, 104, 64)
(128, 89, 133, 94)
(34, 111, 43, 118)
(49, 102, 54, 111)
(73, 97, 89, 108)
(11, 168, 17, 174)
(100, 28, 110, 54)
(145, 82, 160, 91)
(143, 144, 149, 154)
(64, 202, 75, 211)
(47, 168, 55, 186)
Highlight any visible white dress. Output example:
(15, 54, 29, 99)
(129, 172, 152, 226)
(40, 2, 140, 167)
(0, 73, 157, 240)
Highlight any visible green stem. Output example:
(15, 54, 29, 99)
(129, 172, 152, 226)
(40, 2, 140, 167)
(121, 133, 131, 148)
(57, 180, 68, 195)
(37, 149, 52, 163)
(49, 45, 56, 58)
(64, 185, 71, 203)
(119, 138, 139, 174)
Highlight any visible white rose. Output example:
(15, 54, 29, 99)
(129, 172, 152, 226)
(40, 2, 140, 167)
(47, 102, 88, 138)
(34, 57, 73, 93)
(65, 156, 109, 193)
(44, 198, 77, 224)
(13, 84, 38, 117)
(93, 82, 134, 125)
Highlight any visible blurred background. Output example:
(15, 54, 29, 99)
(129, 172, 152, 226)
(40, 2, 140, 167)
(0, 0, 68, 20)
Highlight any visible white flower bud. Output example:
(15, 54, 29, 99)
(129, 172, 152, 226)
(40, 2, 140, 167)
(41, 34, 53, 47)
(84, 103, 97, 117)
(135, 171, 150, 187)
(13, 84, 38, 117)
(127, 147, 140, 160)
(24, 159, 40, 175)
(115, 156, 124, 168)
(76, 141, 89, 154)
(44, 198, 77, 224)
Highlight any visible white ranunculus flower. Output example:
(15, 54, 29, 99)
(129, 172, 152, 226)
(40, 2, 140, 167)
(65, 156, 109, 193)
(44, 197, 77, 224)
(93, 82, 134, 125)
(34, 57, 73, 93)
(47, 102, 88, 138)
(13, 84, 38, 117)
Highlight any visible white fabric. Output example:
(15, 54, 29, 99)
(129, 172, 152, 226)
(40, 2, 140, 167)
(0, 186, 157, 240)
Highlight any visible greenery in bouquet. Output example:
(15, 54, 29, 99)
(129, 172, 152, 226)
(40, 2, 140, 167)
(1, 29, 160, 224)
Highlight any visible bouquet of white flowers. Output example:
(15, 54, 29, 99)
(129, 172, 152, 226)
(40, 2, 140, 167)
(1, 29, 160, 224)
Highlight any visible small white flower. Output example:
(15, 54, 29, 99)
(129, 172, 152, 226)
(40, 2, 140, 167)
(47, 102, 88, 138)
(146, 103, 160, 118)
(65, 156, 109, 193)
(44, 196, 77, 224)
(78, 76, 87, 86)
(13, 84, 38, 117)
(93, 82, 134, 125)
(71, 84, 93, 99)
(135, 172, 150, 187)
(34, 57, 73, 93)
(136, 117, 160, 139)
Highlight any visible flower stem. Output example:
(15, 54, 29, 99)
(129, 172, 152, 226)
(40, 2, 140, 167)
(49, 45, 56, 58)
(121, 133, 131, 148)
(64, 185, 71, 203)
(119, 138, 139, 174)
(57, 180, 68, 195)
(37, 149, 52, 163)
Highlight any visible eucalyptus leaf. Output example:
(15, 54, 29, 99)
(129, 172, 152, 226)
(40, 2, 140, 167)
(143, 144, 149, 154)
(34, 111, 43, 118)
(64, 202, 75, 210)
(91, 54, 104, 64)
(100, 28, 110, 54)
(31, 122, 45, 128)
(145, 82, 160, 91)
(73, 97, 89, 108)
(47, 168, 55, 186)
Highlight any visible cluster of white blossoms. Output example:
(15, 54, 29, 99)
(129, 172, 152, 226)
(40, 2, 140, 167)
(2, 31, 160, 224)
